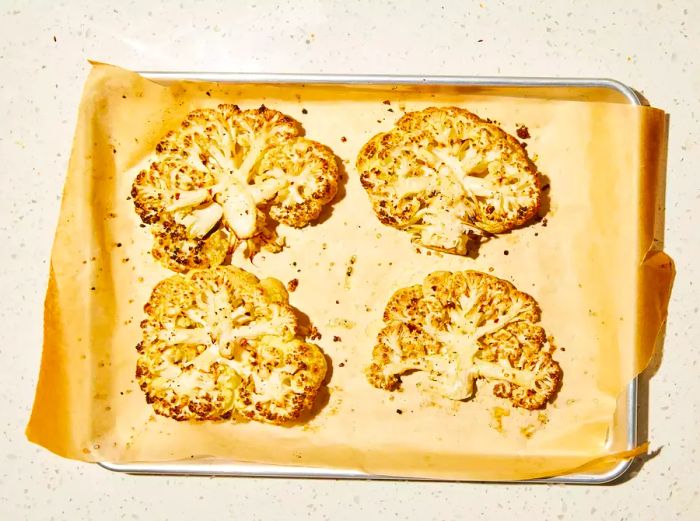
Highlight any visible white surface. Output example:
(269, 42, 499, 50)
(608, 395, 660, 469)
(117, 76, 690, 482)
(1, 0, 698, 519)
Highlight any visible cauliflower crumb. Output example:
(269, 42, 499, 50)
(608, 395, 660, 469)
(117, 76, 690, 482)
(135, 266, 327, 424)
(356, 107, 541, 255)
(287, 278, 299, 292)
(131, 104, 340, 271)
(366, 270, 562, 410)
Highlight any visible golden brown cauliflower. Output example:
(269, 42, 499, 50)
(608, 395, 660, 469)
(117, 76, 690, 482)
(131, 104, 339, 271)
(357, 107, 541, 255)
(136, 266, 327, 424)
(366, 270, 561, 410)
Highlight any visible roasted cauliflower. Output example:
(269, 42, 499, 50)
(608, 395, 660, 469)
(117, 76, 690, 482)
(357, 107, 541, 255)
(366, 270, 561, 409)
(132, 104, 339, 271)
(136, 266, 327, 424)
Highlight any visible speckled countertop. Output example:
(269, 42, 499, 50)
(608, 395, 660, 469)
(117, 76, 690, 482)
(1, 0, 698, 519)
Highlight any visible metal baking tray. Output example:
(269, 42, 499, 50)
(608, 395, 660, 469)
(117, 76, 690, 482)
(100, 73, 642, 484)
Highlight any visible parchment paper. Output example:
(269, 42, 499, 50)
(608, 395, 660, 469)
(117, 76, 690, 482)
(27, 63, 674, 480)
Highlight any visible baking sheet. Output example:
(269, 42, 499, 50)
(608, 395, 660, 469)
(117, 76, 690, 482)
(26, 63, 673, 481)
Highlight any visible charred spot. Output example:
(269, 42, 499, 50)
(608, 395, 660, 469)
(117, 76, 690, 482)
(516, 124, 530, 139)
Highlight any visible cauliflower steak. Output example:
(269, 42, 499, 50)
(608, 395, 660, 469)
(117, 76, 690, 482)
(366, 271, 561, 409)
(357, 107, 541, 254)
(136, 266, 327, 423)
(132, 104, 339, 271)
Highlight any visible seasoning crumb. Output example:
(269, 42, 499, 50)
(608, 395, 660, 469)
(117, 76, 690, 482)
(541, 218, 548, 227)
(344, 255, 357, 279)
(338, 362, 345, 367)
(335, 300, 340, 304)
(516, 124, 531, 139)
(382, 100, 391, 105)
(490, 406, 510, 432)
(205, 90, 211, 97)
(333, 335, 341, 342)
(301, 108, 308, 114)
(387, 108, 394, 112)
(309, 326, 322, 341)
(340, 136, 347, 142)
(504, 250, 509, 255)
(520, 424, 536, 438)
(396, 409, 403, 414)
(90, 286, 96, 291)
(286, 278, 299, 292)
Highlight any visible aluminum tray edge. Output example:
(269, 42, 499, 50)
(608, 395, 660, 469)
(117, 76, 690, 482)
(100, 72, 642, 484)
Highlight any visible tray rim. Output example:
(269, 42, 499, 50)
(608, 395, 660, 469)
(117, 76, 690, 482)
(100, 72, 641, 484)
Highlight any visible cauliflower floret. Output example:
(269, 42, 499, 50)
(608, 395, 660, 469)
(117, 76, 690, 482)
(131, 104, 339, 271)
(136, 266, 327, 423)
(357, 107, 541, 255)
(366, 270, 562, 410)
